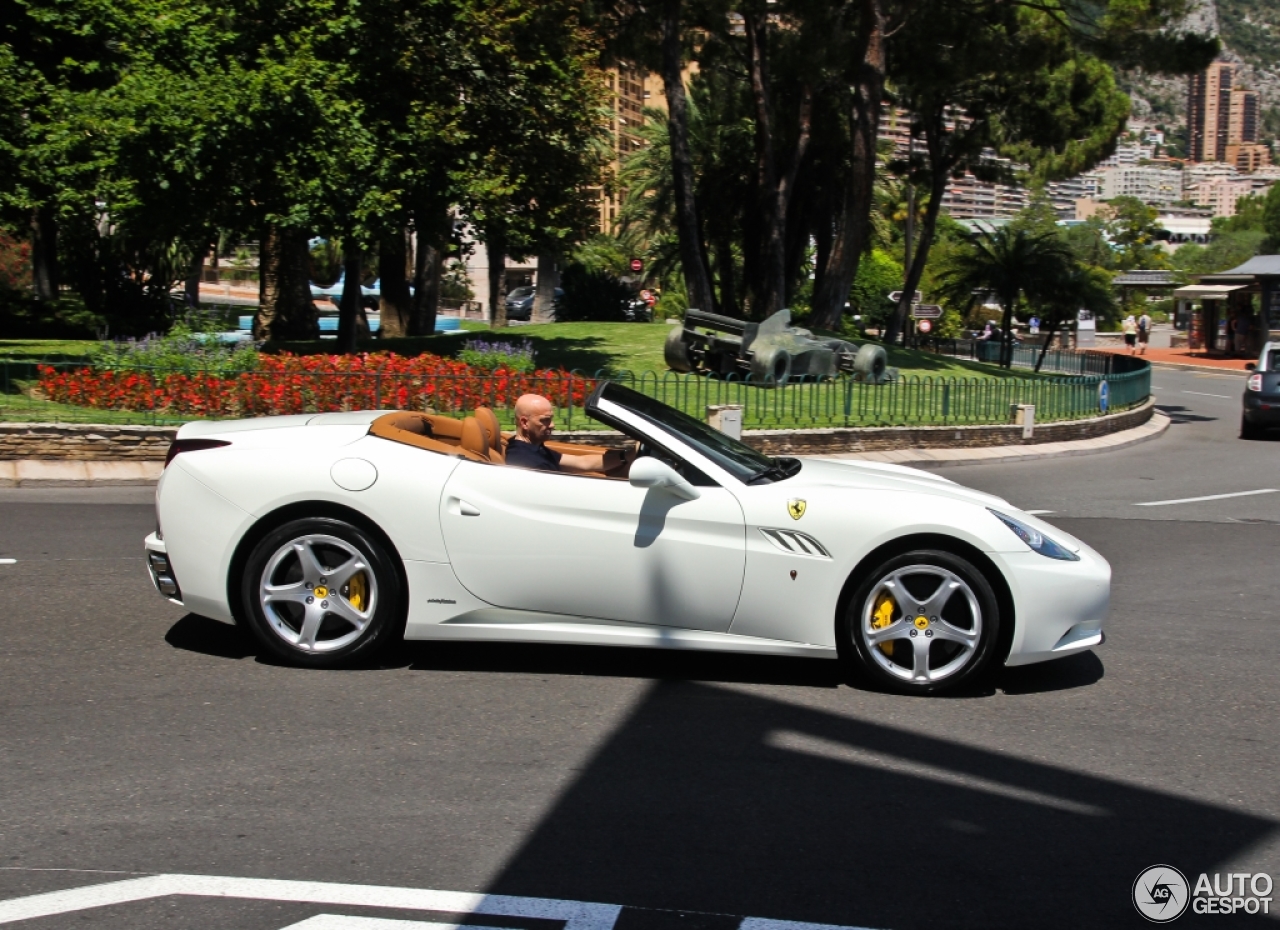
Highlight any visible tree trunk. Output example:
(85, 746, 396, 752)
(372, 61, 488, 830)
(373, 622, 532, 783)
(409, 209, 446, 337)
(1000, 301, 1015, 369)
(1034, 314, 1059, 373)
(487, 231, 507, 328)
(379, 231, 412, 339)
(533, 251, 560, 323)
(255, 226, 317, 342)
(889, 146, 951, 347)
(337, 247, 366, 353)
(714, 232, 739, 318)
(662, 0, 716, 313)
(31, 207, 58, 303)
(810, 8, 886, 333)
(183, 242, 209, 309)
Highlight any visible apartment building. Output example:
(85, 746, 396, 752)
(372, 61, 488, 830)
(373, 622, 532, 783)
(1187, 61, 1264, 164)
(1097, 166, 1183, 205)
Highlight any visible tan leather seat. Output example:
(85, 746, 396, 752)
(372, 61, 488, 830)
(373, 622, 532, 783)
(474, 407, 505, 463)
(459, 416, 491, 462)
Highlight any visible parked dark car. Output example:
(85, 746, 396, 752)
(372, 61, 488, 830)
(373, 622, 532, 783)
(505, 286, 563, 322)
(1241, 341, 1280, 439)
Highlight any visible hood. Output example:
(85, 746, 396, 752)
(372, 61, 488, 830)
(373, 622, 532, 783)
(797, 457, 1014, 510)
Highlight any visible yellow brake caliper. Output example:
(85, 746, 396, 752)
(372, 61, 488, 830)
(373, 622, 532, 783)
(344, 572, 368, 612)
(871, 592, 896, 656)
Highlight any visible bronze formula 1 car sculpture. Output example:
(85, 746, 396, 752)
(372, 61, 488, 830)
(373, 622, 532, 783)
(664, 308, 897, 385)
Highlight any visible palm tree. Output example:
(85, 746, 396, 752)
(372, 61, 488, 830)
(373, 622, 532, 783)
(938, 227, 1072, 368)
(1030, 263, 1114, 372)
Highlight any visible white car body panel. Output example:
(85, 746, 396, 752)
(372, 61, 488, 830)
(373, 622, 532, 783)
(149, 390, 1111, 671)
(440, 460, 745, 631)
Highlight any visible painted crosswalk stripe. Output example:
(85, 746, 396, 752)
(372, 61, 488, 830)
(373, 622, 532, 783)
(1135, 488, 1278, 507)
(0, 559, 15, 565)
(283, 919, 511, 930)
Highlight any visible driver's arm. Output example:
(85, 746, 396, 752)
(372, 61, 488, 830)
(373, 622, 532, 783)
(559, 445, 636, 475)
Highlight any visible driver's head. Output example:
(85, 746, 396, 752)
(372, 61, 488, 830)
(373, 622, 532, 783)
(514, 393, 554, 444)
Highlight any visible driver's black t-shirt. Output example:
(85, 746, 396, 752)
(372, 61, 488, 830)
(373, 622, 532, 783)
(505, 438, 563, 472)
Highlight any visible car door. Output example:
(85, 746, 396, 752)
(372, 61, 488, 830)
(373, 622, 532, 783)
(439, 460, 746, 631)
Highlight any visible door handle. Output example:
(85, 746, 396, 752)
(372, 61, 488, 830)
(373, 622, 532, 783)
(453, 498, 481, 516)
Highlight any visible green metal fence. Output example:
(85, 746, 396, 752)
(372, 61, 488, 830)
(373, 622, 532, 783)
(0, 349, 1150, 431)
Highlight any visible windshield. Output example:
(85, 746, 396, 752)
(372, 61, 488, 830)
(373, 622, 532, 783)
(589, 381, 791, 483)
(507, 286, 535, 300)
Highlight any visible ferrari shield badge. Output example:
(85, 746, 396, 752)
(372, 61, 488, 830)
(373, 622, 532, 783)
(787, 499, 807, 520)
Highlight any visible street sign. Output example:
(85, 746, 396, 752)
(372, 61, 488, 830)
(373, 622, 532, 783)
(1098, 380, 1110, 414)
(917, 319, 933, 334)
(888, 290, 923, 305)
(913, 304, 943, 319)
(629, 258, 643, 273)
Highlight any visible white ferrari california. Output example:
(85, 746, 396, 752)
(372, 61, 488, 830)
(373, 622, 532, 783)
(145, 381, 1110, 694)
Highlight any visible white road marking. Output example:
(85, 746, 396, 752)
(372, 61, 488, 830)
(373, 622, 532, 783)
(0, 874, 622, 930)
(1024, 510, 1054, 515)
(0, 559, 14, 565)
(1182, 390, 1230, 399)
(741, 921, 880, 930)
(1135, 489, 1278, 507)
(768, 731, 1107, 817)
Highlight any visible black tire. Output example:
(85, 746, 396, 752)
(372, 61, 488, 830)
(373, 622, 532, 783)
(1240, 414, 1264, 440)
(664, 325, 694, 372)
(750, 347, 792, 385)
(853, 344, 888, 382)
(240, 517, 403, 668)
(841, 548, 1001, 695)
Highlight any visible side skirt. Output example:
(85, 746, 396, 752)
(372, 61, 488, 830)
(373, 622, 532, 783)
(413, 608, 839, 659)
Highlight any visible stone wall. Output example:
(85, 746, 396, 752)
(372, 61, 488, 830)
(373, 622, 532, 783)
(0, 423, 177, 461)
(0, 400, 1153, 460)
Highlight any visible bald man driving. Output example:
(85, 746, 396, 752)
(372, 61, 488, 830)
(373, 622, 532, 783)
(505, 393, 635, 475)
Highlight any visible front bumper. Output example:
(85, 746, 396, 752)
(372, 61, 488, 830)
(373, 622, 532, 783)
(997, 545, 1111, 667)
(144, 532, 184, 606)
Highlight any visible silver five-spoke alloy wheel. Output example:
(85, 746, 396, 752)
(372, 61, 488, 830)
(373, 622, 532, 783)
(861, 564, 982, 684)
(241, 517, 402, 667)
(844, 549, 1000, 694)
(260, 533, 377, 653)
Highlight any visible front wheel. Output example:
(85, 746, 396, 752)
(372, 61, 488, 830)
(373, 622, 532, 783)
(241, 517, 403, 667)
(841, 549, 1001, 694)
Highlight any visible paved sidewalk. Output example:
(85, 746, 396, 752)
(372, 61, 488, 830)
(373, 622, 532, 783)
(1087, 344, 1254, 372)
(0, 413, 1170, 486)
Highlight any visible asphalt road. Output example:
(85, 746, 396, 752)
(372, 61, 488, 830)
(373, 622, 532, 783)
(0, 367, 1277, 930)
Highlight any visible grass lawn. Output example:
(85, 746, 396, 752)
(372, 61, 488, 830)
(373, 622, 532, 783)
(1, 323, 1066, 427)
(271, 321, 1036, 381)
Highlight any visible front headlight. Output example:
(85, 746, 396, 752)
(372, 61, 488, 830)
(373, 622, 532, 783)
(989, 509, 1079, 561)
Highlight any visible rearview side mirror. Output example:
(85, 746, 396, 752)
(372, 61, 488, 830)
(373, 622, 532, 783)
(628, 457, 701, 501)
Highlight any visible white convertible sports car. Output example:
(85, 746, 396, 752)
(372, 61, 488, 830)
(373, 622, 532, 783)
(145, 381, 1110, 694)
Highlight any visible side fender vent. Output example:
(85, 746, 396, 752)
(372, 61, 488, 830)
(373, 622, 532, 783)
(760, 528, 831, 559)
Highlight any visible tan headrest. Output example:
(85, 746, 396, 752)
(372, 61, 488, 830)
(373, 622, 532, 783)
(460, 416, 489, 460)
(474, 407, 502, 453)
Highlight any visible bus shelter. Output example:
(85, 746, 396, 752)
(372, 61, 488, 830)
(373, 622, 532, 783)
(1176, 256, 1280, 356)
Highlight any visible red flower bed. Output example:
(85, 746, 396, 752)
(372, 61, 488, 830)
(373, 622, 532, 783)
(38, 352, 594, 418)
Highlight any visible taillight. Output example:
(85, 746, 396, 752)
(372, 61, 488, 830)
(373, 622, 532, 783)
(164, 438, 231, 468)
(1247, 374, 1263, 392)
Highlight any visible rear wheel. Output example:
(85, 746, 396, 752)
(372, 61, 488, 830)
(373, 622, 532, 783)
(842, 549, 1000, 694)
(750, 347, 792, 385)
(664, 325, 694, 372)
(241, 517, 403, 667)
(1240, 414, 1264, 440)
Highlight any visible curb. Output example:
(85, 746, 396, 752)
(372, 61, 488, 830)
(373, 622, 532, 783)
(1146, 360, 1250, 375)
(809, 411, 1170, 468)
(0, 414, 1171, 486)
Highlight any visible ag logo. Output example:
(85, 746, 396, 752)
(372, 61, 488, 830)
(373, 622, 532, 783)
(1133, 865, 1190, 922)
(787, 499, 806, 520)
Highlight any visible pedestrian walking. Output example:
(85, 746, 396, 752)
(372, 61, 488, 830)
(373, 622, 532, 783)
(1136, 311, 1152, 355)
(1122, 314, 1138, 354)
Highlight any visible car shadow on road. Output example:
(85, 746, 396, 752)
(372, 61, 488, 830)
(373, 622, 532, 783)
(162, 613, 1106, 695)
(1156, 403, 1219, 424)
(481, 679, 1277, 929)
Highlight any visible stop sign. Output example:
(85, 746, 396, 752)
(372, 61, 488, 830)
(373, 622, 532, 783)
(629, 258, 643, 273)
